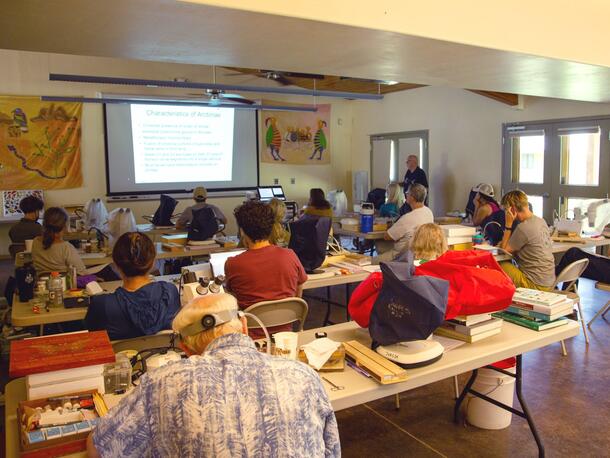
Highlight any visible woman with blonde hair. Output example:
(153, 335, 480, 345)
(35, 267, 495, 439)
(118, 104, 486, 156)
(379, 182, 405, 218)
(268, 198, 290, 246)
(411, 223, 448, 262)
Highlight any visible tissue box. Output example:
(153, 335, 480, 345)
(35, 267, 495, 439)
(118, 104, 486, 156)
(298, 345, 345, 372)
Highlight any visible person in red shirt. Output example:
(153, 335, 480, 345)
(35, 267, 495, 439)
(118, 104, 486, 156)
(225, 201, 307, 335)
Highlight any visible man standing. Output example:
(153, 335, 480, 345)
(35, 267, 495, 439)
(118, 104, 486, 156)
(376, 184, 433, 262)
(401, 155, 428, 213)
(87, 293, 340, 457)
(499, 190, 555, 290)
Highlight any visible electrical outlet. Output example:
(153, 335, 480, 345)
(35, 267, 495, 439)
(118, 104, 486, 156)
(290, 178, 296, 184)
(273, 178, 279, 185)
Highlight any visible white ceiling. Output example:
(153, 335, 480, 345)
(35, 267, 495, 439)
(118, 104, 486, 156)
(3, 0, 610, 102)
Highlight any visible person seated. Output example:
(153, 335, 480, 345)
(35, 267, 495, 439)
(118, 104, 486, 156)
(31, 207, 87, 275)
(225, 201, 307, 334)
(375, 184, 434, 262)
(556, 247, 610, 284)
(499, 190, 555, 290)
(379, 182, 404, 218)
(302, 188, 333, 218)
(268, 197, 290, 246)
(86, 293, 340, 458)
(472, 184, 501, 226)
(175, 186, 227, 230)
(85, 232, 180, 340)
(411, 223, 448, 263)
(471, 183, 505, 245)
(9, 195, 44, 244)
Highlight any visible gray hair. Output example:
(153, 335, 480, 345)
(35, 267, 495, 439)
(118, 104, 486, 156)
(407, 183, 427, 204)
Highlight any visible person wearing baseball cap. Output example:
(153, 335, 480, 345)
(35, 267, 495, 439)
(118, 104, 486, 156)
(87, 293, 340, 457)
(175, 185, 227, 230)
(472, 183, 501, 226)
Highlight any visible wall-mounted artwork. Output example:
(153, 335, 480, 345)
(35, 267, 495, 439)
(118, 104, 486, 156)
(0, 96, 82, 189)
(2, 189, 43, 218)
(261, 103, 330, 165)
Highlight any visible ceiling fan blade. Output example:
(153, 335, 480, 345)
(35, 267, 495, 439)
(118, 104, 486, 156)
(223, 95, 256, 105)
(187, 92, 205, 97)
(261, 70, 325, 80)
(274, 75, 293, 86)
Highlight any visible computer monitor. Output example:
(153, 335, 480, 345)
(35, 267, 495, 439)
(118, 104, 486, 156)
(210, 250, 246, 277)
(272, 186, 286, 200)
(257, 187, 274, 201)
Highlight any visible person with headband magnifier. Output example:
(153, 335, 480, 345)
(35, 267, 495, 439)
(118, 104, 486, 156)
(87, 293, 340, 458)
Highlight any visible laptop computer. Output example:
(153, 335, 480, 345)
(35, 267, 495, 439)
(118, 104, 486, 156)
(209, 250, 246, 277)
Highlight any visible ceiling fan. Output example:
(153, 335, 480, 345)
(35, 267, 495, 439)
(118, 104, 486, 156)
(224, 68, 326, 86)
(187, 88, 256, 106)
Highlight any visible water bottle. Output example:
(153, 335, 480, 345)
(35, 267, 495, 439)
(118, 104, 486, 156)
(67, 265, 78, 290)
(48, 272, 64, 307)
(16, 262, 36, 302)
(360, 202, 375, 233)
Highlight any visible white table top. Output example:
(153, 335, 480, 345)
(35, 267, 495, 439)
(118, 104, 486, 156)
(4, 319, 579, 457)
(299, 320, 580, 411)
(11, 268, 371, 328)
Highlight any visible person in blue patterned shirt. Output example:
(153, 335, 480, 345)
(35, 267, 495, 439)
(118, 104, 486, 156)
(87, 293, 341, 457)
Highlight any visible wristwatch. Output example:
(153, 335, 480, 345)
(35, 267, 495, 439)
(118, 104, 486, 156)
(504, 226, 513, 231)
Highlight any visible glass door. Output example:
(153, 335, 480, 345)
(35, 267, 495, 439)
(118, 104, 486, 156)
(502, 125, 549, 219)
(503, 117, 610, 225)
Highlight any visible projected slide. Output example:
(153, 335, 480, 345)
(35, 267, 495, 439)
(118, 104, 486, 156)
(130, 105, 235, 184)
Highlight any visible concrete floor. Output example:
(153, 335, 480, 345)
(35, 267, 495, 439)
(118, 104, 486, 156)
(1, 260, 609, 457)
(305, 279, 610, 458)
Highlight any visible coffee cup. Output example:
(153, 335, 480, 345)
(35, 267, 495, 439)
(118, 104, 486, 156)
(273, 332, 299, 360)
(24, 239, 33, 252)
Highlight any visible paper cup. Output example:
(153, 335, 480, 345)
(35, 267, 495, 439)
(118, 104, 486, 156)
(273, 332, 299, 360)
(24, 239, 33, 252)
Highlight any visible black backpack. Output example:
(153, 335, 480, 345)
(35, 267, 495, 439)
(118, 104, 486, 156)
(366, 188, 387, 210)
(288, 216, 331, 273)
(152, 194, 178, 227)
(188, 206, 219, 241)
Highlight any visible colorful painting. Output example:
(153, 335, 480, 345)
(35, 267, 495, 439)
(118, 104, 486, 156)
(0, 96, 82, 189)
(2, 189, 43, 217)
(261, 103, 330, 165)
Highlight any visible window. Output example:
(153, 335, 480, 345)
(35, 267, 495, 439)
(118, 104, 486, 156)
(511, 134, 545, 184)
(560, 130, 600, 186)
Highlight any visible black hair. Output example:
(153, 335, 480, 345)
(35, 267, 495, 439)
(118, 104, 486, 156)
(19, 196, 44, 214)
(42, 207, 68, 249)
(309, 188, 331, 209)
(234, 201, 274, 242)
(112, 232, 156, 277)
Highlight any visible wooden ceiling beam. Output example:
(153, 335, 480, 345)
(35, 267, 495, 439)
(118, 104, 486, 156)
(468, 89, 520, 106)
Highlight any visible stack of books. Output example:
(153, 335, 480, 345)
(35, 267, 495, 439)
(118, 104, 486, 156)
(10, 331, 115, 400)
(492, 288, 574, 331)
(441, 224, 477, 247)
(434, 313, 503, 343)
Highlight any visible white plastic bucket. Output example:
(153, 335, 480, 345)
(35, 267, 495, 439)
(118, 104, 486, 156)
(466, 366, 516, 430)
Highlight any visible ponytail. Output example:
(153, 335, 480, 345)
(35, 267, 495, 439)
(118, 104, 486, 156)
(41, 207, 69, 250)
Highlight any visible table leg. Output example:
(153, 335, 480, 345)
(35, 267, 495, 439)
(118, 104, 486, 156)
(323, 286, 332, 326)
(515, 354, 545, 458)
(453, 369, 478, 423)
(453, 356, 545, 458)
(39, 324, 44, 336)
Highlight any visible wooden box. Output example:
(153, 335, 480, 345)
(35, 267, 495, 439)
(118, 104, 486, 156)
(10, 331, 115, 378)
(298, 345, 345, 372)
(17, 389, 99, 457)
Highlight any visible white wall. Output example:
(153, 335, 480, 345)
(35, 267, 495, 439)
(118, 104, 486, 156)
(350, 86, 610, 215)
(0, 49, 353, 255)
